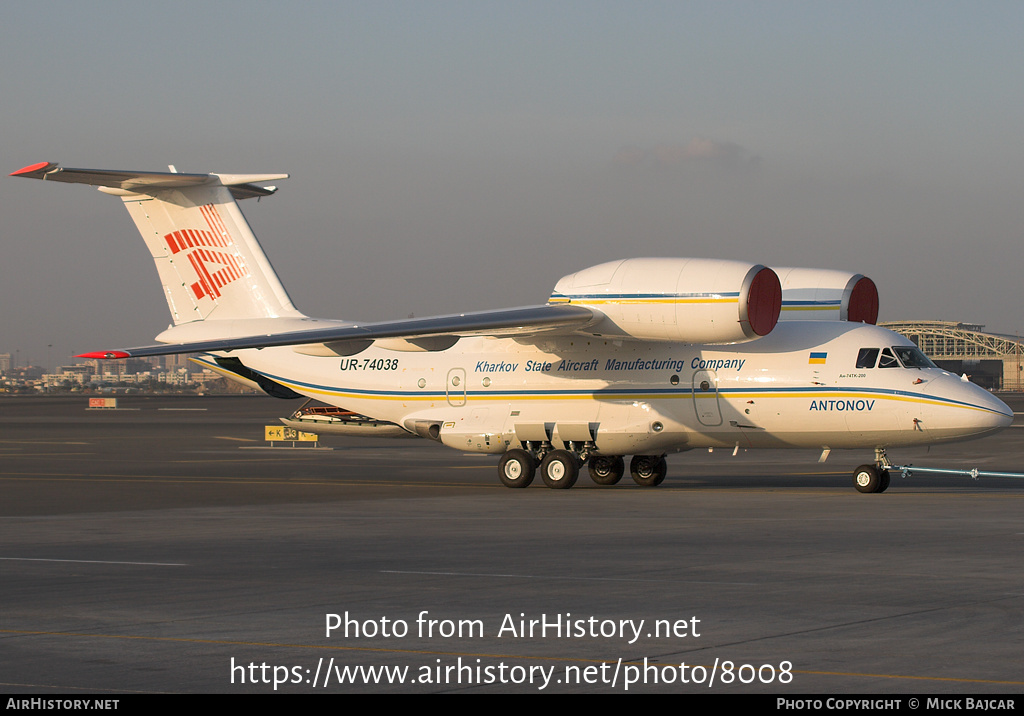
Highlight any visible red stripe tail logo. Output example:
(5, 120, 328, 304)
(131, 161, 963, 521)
(163, 205, 250, 301)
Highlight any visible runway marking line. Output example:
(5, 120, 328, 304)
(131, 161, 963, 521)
(0, 557, 186, 566)
(0, 441, 91, 445)
(0, 681, 156, 694)
(167, 458, 318, 463)
(380, 569, 758, 586)
(2, 628, 1022, 686)
(0, 473, 498, 490)
(0, 453, 96, 457)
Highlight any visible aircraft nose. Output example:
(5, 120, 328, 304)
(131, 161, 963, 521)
(954, 376, 1012, 431)
(984, 390, 1014, 429)
(923, 373, 1013, 434)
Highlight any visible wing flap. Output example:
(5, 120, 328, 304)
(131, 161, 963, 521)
(77, 304, 600, 358)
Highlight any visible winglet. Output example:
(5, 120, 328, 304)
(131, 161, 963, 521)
(76, 351, 131, 360)
(10, 161, 58, 178)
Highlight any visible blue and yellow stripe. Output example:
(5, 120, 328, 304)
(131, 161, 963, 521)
(197, 362, 1008, 418)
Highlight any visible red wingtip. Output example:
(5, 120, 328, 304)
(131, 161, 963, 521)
(10, 161, 56, 177)
(76, 351, 131, 360)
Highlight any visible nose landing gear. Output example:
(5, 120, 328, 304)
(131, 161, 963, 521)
(852, 448, 892, 493)
(853, 464, 891, 493)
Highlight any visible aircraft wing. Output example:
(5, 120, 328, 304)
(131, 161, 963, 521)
(77, 304, 600, 359)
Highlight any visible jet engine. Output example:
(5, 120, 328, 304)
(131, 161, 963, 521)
(550, 258, 781, 344)
(773, 267, 878, 324)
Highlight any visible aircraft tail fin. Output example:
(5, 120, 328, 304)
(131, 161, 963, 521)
(11, 162, 305, 325)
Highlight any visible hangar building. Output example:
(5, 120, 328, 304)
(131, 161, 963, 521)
(880, 321, 1022, 391)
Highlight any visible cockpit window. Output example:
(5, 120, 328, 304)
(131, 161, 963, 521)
(878, 348, 899, 368)
(893, 346, 936, 369)
(856, 348, 879, 369)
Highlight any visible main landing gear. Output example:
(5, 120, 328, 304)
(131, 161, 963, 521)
(629, 455, 668, 486)
(852, 448, 892, 494)
(498, 449, 536, 488)
(497, 448, 666, 489)
(588, 455, 625, 485)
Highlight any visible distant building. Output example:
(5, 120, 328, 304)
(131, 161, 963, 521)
(59, 364, 93, 378)
(0, 353, 10, 374)
(165, 354, 194, 371)
(881, 321, 1023, 391)
(8, 365, 44, 382)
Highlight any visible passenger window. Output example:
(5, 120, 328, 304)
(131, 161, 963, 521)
(878, 348, 899, 368)
(856, 348, 879, 369)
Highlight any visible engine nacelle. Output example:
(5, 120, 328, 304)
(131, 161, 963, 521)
(550, 258, 781, 344)
(773, 267, 878, 324)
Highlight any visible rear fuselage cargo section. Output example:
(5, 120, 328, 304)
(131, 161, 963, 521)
(225, 321, 1010, 456)
(202, 356, 304, 399)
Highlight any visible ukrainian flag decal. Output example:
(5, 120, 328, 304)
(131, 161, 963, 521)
(809, 352, 828, 365)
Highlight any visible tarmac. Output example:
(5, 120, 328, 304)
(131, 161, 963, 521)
(2, 394, 1023, 694)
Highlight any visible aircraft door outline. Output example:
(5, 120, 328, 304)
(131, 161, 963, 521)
(692, 369, 723, 426)
(446, 367, 467, 407)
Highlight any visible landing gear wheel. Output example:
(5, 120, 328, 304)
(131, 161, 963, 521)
(630, 455, 668, 487)
(853, 464, 883, 493)
(588, 456, 625, 486)
(498, 449, 536, 488)
(540, 450, 580, 489)
(878, 469, 891, 493)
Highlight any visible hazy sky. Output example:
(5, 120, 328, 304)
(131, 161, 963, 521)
(3, 1, 1023, 368)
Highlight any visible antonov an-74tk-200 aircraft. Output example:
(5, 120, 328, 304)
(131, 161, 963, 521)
(13, 162, 1013, 493)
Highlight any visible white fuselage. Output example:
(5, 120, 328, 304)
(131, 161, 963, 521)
(214, 322, 1012, 456)
(19, 163, 1009, 472)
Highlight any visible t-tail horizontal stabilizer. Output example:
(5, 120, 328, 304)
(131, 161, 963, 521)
(11, 161, 302, 326)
